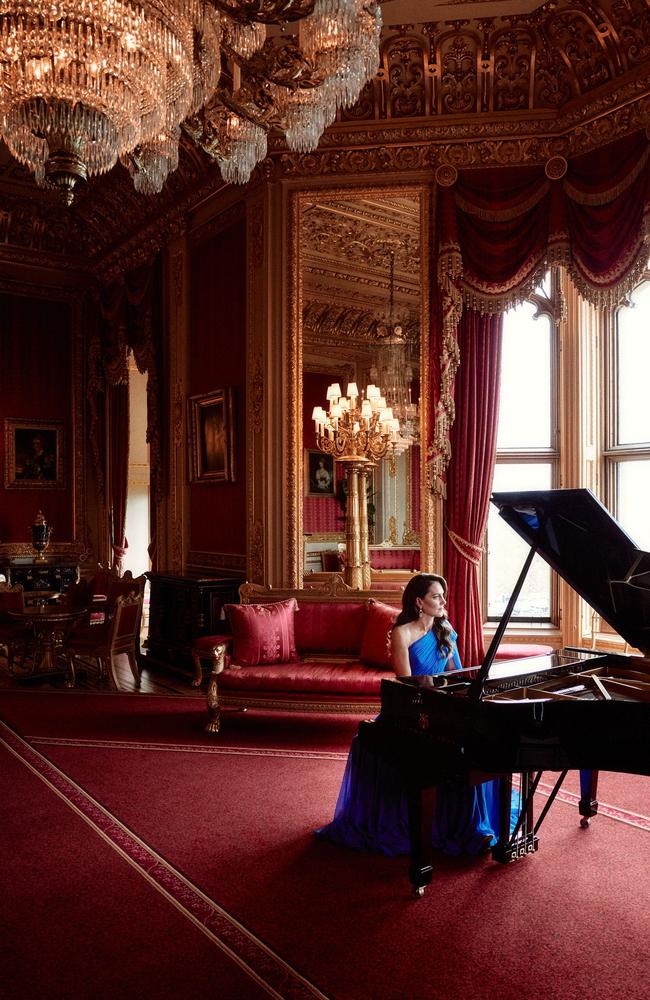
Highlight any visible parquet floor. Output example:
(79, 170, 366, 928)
(0, 646, 201, 697)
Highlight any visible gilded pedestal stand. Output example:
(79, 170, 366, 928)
(341, 458, 373, 591)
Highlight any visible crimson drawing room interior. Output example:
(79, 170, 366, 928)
(1, 1, 650, 998)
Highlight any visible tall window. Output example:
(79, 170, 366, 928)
(605, 276, 650, 550)
(484, 278, 559, 622)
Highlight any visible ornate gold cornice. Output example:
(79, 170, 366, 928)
(0, 0, 648, 265)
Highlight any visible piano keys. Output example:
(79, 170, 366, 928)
(358, 488, 650, 895)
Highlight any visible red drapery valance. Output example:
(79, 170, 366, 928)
(430, 129, 650, 497)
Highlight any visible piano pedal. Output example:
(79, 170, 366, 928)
(492, 833, 539, 864)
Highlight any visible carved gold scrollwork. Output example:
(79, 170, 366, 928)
(435, 163, 458, 187)
(250, 519, 264, 583)
(437, 31, 479, 115)
(492, 27, 535, 112)
(383, 34, 429, 119)
(545, 155, 568, 179)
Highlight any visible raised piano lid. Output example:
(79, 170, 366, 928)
(491, 487, 650, 655)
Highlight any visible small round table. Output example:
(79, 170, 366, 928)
(9, 605, 86, 685)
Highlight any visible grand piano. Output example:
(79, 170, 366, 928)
(358, 488, 650, 894)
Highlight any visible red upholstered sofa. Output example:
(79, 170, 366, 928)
(195, 578, 400, 733)
(193, 577, 554, 734)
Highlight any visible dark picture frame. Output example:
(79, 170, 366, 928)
(305, 449, 335, 497)
(188, 388, 236, 483)
(4, 418, 64, 490)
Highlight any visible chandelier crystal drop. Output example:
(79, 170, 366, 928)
(0, 0, 222, 203)
(370, 250, 420, 452)
(0, 0, 381, 202)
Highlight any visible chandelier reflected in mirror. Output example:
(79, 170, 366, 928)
(0, 0, 381, 204)
(370, 249, 420, 452)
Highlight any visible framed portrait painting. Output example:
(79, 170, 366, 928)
(188, 388, 236, 483)
(305, 449, 335, 497)
(4, 418, 64, 489)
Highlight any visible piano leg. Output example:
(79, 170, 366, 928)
(407, 784, 437, 897)
(492, 773, 539, 863)
(578, 769, 599, 828)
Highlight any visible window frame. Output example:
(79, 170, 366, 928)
(481, 273, 562, 627)
(603, 271, 650, 528)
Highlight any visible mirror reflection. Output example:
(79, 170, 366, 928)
(300, 191, 422, 583)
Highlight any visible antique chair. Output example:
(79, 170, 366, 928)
(61, 577, 93, 614)
(0, 583, 29, 673)
(64, 592, 144, 689)
(83, 570, 146, 626)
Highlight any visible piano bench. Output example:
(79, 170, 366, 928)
(495, 643, 554, 660)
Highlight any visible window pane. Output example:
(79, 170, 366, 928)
(617, 280, 650, 445)
(487, 463, 552, 619)
(617, 460, 650, 550)
(497, 302, 551, 449)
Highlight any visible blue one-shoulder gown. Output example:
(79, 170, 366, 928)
(316, 628, 511, 856)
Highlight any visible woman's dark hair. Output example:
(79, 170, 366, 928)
(395, 573, 453, 656)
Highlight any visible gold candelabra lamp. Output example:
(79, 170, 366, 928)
(312, 382, 401, 589)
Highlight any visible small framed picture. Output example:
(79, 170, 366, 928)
(305, 449, 335, 497)
(4, 418, 64, 490)
(188, 389, 236, 483)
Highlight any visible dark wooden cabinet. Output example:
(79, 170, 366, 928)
(143, 572, 243, 677)
(1, 557, 79, 602)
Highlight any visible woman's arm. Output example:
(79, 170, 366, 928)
(391, 624, 412, 677)
(447, 636, 463, 671)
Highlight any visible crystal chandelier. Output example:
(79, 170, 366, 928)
(0, 0, 381, 204)
(312, 381, 402, 462)
(370, 250, 420, 451)
(313, 380, 400, 590)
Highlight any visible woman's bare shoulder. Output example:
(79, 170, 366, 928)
(391, 621, 417, 647)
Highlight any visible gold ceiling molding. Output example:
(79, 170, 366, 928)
(0, 0, 647, 267)
(305, 271, 419, 319)
(303, 301, 383, 343)
(348, 0, 650, 120)
(301, 212, 420, 273)
(303, 296, 420, 347)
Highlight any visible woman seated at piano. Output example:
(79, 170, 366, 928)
(316, 573, 515, 856)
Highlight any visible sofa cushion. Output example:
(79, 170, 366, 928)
(360, 599, 399, 669)
(495, 643, 554, 660)
(226, 599, 297, 666)
(218, 660, 388, 696)
(293, 601, 367, 656)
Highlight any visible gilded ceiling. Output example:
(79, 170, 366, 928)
(300, 194, 421, 357)
(0, 0, 649, 278)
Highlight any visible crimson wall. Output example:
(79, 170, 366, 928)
(188, 220, 247, 559)
(0, 294, 75, 542)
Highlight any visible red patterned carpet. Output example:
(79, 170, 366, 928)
(2, 691, 649, 1000)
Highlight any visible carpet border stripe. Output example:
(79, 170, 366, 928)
(536, 780, 650, 831)
(29, 735, 347, 761)
(28, 735, 650, 831)
(0, 720, 330, 1000)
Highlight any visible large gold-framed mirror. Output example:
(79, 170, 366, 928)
(288, 183, 434, 588)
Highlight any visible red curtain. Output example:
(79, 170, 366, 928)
(108, 383, 129, 574)
(444, 310, 503, 668)
(90, 261, 162, 573)
(430, 130, 650, 654)
(430, 130, 650, 498)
